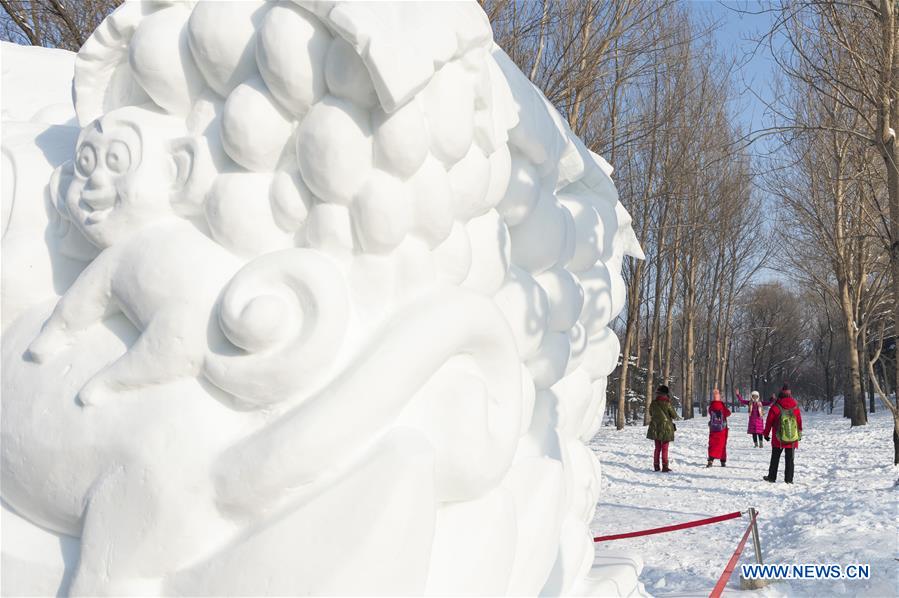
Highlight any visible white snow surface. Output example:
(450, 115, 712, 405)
(1, 42, 76, 124)
(589, 409, 898, 597)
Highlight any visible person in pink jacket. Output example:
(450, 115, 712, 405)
(736, 389, 774, 447)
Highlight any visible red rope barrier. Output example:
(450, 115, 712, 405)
(708, 511, 757, 598)
(593, 511, 743, 543)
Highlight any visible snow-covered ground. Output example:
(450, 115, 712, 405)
(589, 408, 898, 597)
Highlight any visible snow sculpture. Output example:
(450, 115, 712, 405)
(1, 1, 644, 596)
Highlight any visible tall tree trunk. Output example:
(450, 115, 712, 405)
(718, 268, 737, 391)
(661, 236, 681, 384)
(682, 259, 697, 419)
(886, 140, 899, 418)
(859, 342, 869, 414)
(644, 236, 668, 425)
(569, 2, 594, 136)
(616, 271, 642, 429)
(616, 321, 634, 430)
(719, 330, 731, 392)
(680, 326, 688, 412)
(644, 317, 659, 425)
(877, 0, 899, 413)
(632, 305, 642, 424)
(862, 330, 876, 413)
(839, 279, 866, 426)
(528, 0, 549, 81)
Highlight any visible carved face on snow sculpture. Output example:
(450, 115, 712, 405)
(63, 107, 196, 248)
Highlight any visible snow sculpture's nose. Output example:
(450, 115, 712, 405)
(81, 169, 116, 210)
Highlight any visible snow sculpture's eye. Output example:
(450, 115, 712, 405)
(106, 140, 131, 174)
(76, 144, 97, 177)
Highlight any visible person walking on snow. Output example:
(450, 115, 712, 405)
(763, 384, 803, 484)
(647, 385, 679, 472)
(707, 389, 731, 467)
(737, 389, 774, 447)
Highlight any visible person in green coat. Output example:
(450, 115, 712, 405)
(647, 385, 680, 472)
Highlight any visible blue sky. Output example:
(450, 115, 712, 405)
(692, 0, 779, 137)
(691, 1, 785, 278)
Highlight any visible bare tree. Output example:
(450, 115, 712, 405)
(759, 1, 898, 426)
(1, 0, 119, 51)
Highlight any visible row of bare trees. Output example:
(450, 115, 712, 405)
(487, 0, 770, 427)
(486, 0, 897, 463)
(756, 0, 898, 461)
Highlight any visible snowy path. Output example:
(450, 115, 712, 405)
(588, 409, 898, 597)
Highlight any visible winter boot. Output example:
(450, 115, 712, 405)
(753, 440, 758, 448)
(706, 459, 713, 468)
(662, 462, 671, 472)
(721, 461, 726, 467)
(763, 475, 775, 482)
(654, 463, 660, 472)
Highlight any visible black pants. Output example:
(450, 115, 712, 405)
(768, 447, 794, 482)
(752, 433, 764, 444)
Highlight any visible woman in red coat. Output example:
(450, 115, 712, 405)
(707, 389, 731, 467)
(763, 384, 803, 484)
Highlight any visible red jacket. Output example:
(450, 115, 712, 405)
(707, 400, 731, 460)
(764, 397, 802, 449)
(708, 400, 731, 419)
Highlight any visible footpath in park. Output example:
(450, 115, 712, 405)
(589, 408, 897, 597)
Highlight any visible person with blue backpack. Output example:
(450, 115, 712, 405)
(706, 388, 731, 467)
(763, 384, 803, 483)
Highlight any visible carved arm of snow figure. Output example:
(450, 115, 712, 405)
(25, 244, 120, 364)
(215, 285, 523, 515)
